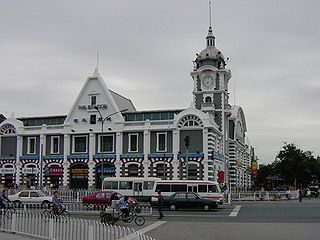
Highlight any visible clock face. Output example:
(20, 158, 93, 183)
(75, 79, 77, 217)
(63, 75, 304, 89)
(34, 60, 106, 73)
(202, 75, 214, 90)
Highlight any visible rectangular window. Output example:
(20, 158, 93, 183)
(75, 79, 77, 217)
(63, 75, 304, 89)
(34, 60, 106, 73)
(90, 114, 96, 124)
(119, 181, 133, 190)
(51, 136, 60, 154)
(208, 184, 218, 193)
(103, 181, 118, 190)
(198, 185, 208, 193)
(91, 96, 97, 105)
(128, 133, 138, 152)
(156, 184, 170, 192)
(73, 135, 87, 153)
(156, 132, 167, 152)
(143, 181, 155, 190)
(171, 184, 187, 192)
(27, 137, 36, 154)
(99, 135, 114, 153)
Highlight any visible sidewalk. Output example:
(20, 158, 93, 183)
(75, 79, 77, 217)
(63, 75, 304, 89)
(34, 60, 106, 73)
(0, 231, 39, 240)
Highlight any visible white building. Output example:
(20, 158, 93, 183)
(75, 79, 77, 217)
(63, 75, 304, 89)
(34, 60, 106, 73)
(0, 22, 255, 190)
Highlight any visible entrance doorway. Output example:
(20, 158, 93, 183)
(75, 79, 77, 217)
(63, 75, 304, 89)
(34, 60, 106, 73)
(95, 163, 116, 189)
(69, 163, 88, 189)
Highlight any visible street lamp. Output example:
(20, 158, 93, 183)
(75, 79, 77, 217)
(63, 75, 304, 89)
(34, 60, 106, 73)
(94, 106, 128, 188)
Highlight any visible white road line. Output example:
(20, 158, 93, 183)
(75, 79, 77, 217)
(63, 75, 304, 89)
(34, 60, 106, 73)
(118, 221, 166, 240)
(138, 221, 166, 234)
(229, 205, 241, 217)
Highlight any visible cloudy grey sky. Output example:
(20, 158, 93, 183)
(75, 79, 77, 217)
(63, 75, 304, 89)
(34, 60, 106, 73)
(1, 0, 319, 164)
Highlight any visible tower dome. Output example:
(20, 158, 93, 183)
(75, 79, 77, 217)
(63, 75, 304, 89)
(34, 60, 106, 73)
(194, 26, 226, 70)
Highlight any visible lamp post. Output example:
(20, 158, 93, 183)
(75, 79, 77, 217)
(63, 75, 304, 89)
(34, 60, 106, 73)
(94, 107, 128, 188)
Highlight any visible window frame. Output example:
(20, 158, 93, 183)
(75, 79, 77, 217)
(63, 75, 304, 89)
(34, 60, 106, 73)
(128, 133, 139, 153)
(27, 137, 36, 155)
(98, 134, 114, 153)
(156, 132, 167, 152)
(91, 95, 97, 106)
(72, 135, 88, 153)
(50, 136, 60, 154)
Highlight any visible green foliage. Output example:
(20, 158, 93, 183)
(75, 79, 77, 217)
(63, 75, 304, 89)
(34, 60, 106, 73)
(257, 143, 320, 188)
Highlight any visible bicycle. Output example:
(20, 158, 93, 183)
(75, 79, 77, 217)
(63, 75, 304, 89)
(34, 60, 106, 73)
(100, 205, 145, 226)
(42, 206, 71, 222)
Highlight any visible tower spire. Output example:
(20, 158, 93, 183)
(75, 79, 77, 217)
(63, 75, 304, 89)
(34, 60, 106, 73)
(209, 1, 212, 28)
(206, 1, 215, 47)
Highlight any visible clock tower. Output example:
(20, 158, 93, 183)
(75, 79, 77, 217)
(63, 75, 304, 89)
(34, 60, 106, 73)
(190, 23, 232, 182)
(190, 25, 231, 131)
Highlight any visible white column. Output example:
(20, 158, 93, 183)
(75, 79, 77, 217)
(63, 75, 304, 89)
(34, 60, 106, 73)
(172, 130, 179, 179)
(172, 159, 179, 180)
(88, 132, 94, 188)
(16, 135, 22, 186)
(203, 160, 209, 181)
(39, 133, 45, 188)
(115, 132, 122, 177)
(63, 134, 69, 187)
(142, 128, 150, 177)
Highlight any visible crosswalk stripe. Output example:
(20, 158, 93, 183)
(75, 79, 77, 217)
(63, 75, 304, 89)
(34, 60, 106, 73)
(229, 205, 241, 217)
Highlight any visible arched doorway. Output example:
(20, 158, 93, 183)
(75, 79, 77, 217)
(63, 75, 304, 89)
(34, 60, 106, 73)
(69, 163, 88, 189)
(3, 164, 15, 188)
(22, 164, 38, 188)
(95, 162, 115, 189)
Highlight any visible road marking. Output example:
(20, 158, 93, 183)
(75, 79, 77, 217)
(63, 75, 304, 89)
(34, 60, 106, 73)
(229, 205, 241, 217)
(138, 221, 166, 234)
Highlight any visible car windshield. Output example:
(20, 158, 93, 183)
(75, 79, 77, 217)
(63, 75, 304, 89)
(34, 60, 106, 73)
(38, 191, 46, 197)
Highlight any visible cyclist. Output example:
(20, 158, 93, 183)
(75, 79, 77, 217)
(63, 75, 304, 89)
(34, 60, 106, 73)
(52, 190, 65, 214)
(118, 196, 129, 219)
(0, 189, 11, 209)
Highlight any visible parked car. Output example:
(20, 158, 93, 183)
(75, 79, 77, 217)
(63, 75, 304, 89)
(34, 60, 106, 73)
(163, 192, 218, 211)
(82, 191, 137, 206)
(8, 190, 53, 207)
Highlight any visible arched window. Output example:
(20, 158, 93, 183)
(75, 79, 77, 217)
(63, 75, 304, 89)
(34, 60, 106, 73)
(205, 96, 212, 103)
(178, 115, 203, 129)
(128, 164, 139, 177)
(188, 164, 198, 180)
(0, 124, 16, 136)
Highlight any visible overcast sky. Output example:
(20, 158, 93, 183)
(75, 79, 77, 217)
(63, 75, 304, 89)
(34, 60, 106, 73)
(1, 0, 319, 164)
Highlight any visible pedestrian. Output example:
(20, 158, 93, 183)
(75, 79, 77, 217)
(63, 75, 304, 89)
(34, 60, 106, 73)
(299, 188, 303, 202)
(157, 190, 164, 219)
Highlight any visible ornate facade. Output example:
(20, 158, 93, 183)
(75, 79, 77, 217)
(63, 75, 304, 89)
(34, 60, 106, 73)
(0, 22, 256, 190)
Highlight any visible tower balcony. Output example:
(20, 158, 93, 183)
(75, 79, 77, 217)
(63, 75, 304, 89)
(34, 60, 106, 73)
(201, 102, 215, 110)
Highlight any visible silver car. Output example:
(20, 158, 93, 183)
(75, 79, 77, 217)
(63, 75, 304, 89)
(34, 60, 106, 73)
(8, 190, 53, 207)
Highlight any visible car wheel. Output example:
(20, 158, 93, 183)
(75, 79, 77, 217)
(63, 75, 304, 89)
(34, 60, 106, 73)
(42, 201, 50, 209)
(203, 205, 210, 211)
(14, 200, 21, 208)
(169, 204, 177, 211)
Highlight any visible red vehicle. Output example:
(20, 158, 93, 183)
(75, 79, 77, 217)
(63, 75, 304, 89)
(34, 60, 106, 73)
(82, 191, 137, 206)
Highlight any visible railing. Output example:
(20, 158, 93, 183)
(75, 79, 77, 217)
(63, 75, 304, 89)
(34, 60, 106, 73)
(230, 190, 299, 201)
(13, 202, 153, 216)
(0, 210, 155, 240)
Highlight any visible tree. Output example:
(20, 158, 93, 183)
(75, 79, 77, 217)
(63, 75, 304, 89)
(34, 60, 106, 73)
(257, 143, 320, 189)
(276, 143, 320, 187)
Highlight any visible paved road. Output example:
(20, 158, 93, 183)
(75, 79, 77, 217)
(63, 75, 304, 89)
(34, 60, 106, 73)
(2, 198, 320, 240)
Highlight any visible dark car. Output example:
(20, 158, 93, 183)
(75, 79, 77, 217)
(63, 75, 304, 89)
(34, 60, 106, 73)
(82, 191, 137, 206)
(163, 192, 218, 211)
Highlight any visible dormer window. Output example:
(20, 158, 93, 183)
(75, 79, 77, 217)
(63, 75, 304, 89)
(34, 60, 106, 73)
(91, 96, 97, 106)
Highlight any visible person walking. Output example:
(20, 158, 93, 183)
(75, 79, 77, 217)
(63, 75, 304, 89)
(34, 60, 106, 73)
(157, 190, 164, 219)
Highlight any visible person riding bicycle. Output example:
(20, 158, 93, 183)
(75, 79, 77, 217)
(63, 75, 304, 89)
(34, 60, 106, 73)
(118, 196, 129, 219)
(52, 190, 65, 214)
(0, 189, 11, 209)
